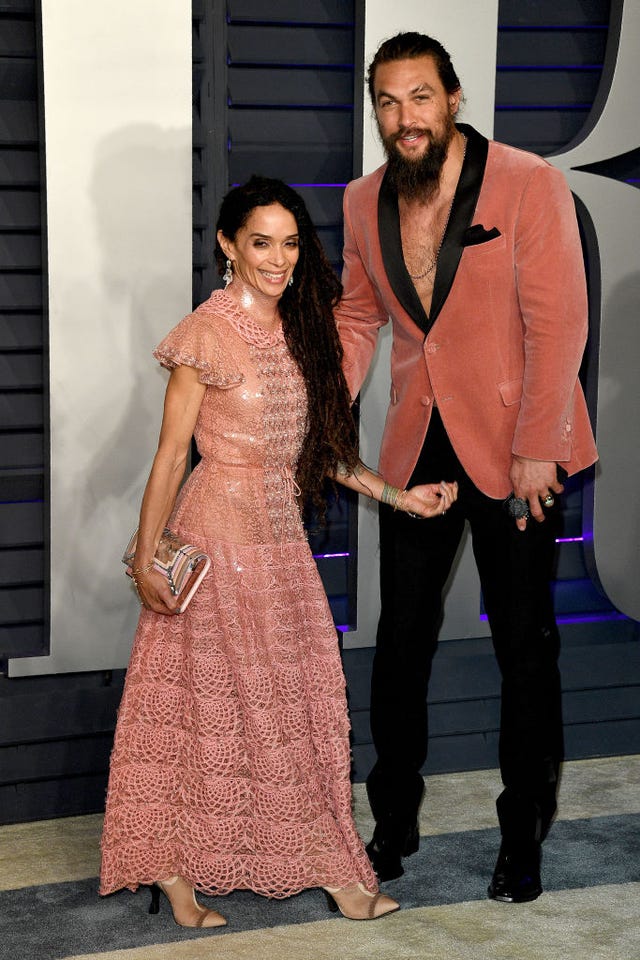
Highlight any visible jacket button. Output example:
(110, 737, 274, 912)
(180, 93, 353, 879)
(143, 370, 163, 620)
(426, 343, 439, 355)
(420, 396, 431, 406)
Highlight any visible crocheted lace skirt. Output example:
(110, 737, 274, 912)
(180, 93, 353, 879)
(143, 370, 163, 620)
(100, 537, 376, 898)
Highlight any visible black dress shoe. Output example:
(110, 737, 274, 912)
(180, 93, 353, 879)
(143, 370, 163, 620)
(487, 842, 542, 903)
(365, 837, 403, 882)
(366, 824, 419, 882)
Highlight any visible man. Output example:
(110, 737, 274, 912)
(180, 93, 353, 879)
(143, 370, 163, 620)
(336, 32, 597, 903)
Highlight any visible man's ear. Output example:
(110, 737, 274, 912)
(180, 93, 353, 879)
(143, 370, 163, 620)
(449, 88, 462, 116)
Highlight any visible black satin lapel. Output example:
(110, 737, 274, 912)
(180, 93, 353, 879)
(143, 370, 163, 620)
(429, 124, 489, 324)
(378, 169, 430, 333)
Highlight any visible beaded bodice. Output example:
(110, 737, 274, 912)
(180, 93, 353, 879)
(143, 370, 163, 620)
(154, 290, 308, 544)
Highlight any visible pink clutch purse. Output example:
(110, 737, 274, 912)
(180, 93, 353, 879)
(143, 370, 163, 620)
(122, 527, 211, 613)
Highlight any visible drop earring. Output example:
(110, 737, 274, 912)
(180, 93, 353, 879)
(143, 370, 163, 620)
(223, 259, 233, 286)
(288, 275, 294, 287)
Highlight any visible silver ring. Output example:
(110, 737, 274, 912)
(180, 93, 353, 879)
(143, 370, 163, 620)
(542, 494, 555, 507)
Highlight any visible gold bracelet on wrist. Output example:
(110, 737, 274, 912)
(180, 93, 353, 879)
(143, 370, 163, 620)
(131, 561, 154, 576)
(384, 485, 427, 520)
(381, 481, 404, 510)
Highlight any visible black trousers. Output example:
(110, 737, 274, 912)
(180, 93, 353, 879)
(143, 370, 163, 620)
(367, 409, 564, 848)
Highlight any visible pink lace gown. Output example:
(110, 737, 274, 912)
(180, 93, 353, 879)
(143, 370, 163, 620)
(99, 290, 377, 899)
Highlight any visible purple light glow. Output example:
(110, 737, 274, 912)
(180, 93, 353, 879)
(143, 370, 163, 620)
(315, 539, 584, 556)
(495, 103, 592, 111)
(231, 183, 346, 189)
(480, 611, 627, 624)
(555, 612, 629, 624)
(498, 65, 601, 72)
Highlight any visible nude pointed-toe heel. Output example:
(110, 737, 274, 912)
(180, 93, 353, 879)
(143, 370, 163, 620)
(149, 876, 226, 928)
(323, 883, 400, 920)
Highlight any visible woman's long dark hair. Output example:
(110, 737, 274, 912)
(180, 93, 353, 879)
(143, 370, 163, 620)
(214, 176, 359, 517)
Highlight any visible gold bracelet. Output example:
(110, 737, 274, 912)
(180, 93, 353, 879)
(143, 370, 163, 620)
(382, 484, 425, 519)
(131, 561, 154, 576)
(381, 481, 404, 510)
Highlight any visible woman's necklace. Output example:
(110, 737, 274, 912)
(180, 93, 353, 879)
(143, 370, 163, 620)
(405, 135, 467, 282)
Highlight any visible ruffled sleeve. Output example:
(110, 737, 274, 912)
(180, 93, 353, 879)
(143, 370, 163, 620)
(153, 304, 244, 389)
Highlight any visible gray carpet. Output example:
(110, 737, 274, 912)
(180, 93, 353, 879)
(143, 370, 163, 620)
(2, 814, 639, 960)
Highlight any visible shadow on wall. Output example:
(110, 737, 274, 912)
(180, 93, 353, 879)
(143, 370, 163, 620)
(86, 123, 192, 503)
(50, 124, 191, 671)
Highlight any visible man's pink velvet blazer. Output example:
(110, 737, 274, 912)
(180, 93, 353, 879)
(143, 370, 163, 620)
(336, 125, 598, 498)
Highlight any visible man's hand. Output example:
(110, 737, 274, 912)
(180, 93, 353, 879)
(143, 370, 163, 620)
(509, 455, 564, 531)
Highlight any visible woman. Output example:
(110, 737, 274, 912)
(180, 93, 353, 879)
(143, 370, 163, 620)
(100, 177, 457, 928)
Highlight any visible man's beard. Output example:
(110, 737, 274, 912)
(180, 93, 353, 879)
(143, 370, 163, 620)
(382, 114, 456, 201)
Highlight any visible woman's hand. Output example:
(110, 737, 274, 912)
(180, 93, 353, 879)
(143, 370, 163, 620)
(131, 568, 181, 615)
(399, 480, 458, 518)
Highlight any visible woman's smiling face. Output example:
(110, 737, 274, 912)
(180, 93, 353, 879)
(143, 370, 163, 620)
(218, 203, 300, 299)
